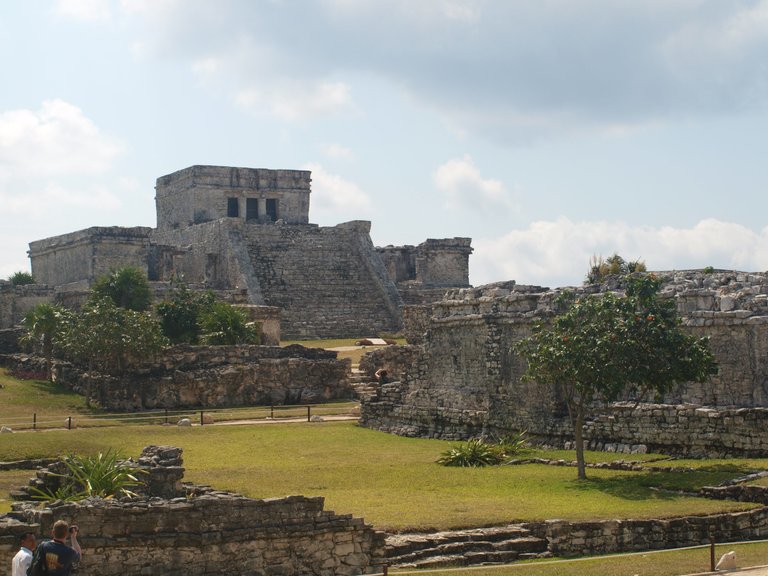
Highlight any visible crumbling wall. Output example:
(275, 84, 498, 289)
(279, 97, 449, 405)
(361, 272, 768, 456)
(48, 344, 352, 410)
(0, 446, 385, 576)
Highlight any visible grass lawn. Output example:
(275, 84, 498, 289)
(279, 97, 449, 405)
(0, 421, 760, 530)
(0, 369, 97, 426)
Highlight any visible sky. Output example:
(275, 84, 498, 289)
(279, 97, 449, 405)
(1, 0, 767, 289)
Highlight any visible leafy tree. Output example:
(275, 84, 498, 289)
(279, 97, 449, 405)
(156, 282, 215, 344)
(92, 266, 152, 311)
(59, 297, 167, 374)
(586, 253, 646, 284)
(20, 303, 71, 381)
(199, 301, 261, 345)
(8, 271, 35, 285)
(515, 275, 718, 479)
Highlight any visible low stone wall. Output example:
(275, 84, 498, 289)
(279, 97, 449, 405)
(527, 507, 768, 557)
(362, 388, 768, 457)
(3, 344, 353, 411)
(47, 344, 352, 411)
(0, 446, 385, 576)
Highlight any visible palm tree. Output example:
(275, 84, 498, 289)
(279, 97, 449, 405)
(20, 303, 67, 381)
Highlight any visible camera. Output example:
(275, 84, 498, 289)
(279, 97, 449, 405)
(69, 525, 78, 534)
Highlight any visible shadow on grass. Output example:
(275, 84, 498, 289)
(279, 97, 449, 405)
(28, 379, 78, 396)
(567, 463, 761, 500)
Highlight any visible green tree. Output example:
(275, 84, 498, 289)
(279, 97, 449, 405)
(92, 267, 152, 311)
(156, 282, 215, 344)
(59, 297, 168, 374)
(20, 303, 70, 381)
(199, 301, 261, 345)
(515, 275, 717, 479)
(8, 271, 35, 285)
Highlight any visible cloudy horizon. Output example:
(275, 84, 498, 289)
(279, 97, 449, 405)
(2, 0, 767, 289)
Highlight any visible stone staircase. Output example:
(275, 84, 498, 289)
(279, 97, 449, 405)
(385, 524, 550, 569)
(349, 367, 379, 401)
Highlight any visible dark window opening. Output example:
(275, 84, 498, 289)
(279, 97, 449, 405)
(246, 198, 259, 221)
(266, 199, 279, 222)
(227, 198, 239, 217)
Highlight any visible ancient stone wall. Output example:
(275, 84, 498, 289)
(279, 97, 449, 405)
(376, 237, 472, 290)
(50, 344, 352, 411)
(155, 165, 311, 229)
(360, 272, 768, 456)
(528, 507, 768, 557)
(0, 446, 385, 576)
(28, 227, 152, 287)
(0, 282, 55, 329)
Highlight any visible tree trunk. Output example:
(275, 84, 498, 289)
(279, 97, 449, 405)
(574, 404, 587, 480)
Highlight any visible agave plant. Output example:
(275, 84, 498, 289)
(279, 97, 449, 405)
(436, 438, 506, 467)
(30, 449, 146, 502)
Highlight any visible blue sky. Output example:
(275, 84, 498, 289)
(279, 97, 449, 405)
(1, 0, 767, 288)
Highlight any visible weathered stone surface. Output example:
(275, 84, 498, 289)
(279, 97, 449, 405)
(1, 446, 386, 576)
(361, 271, 768, 457)
(36, 344, 354, 411)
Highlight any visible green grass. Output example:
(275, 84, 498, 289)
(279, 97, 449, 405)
(392, 541, 768, 576)
(0, 369, 97, 426)
(0, 422, 758, 529)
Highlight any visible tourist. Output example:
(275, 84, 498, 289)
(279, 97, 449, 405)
(36, 520, 82, 575)
(375, 368, 389, 384)
(11, 532, 35, 576)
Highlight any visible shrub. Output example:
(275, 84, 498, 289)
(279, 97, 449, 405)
(92, 267, 151, 311)
(199, 301, 261, 345)
(30, 449, 145, 502)
(437, 438, 506, 467)
(8, 271, 35, 285)
(495, 430, 530, 457)
(156, 283, 215, 344)
(586, 254, 647, 284)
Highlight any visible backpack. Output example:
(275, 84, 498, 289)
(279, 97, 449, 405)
(27, 541, 48, 576)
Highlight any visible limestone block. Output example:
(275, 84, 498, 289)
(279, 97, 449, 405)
(715, 550, 737, 570)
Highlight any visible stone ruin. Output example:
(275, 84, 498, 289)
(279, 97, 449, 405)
(0, 445, 385, 576)
(2, 343, 353, 411)
(6, 164, 473, 339)
(360, 270, 768, 457)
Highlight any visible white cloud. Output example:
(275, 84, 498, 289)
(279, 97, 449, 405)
(0, 100, 124, 217)
(0, 100, 123, 178)
(236, 80, 354, 122)
(322, 143, 354, 160)
(302, 162, 371, 222)
(471, 218, 768, 288)
(53, 0, 112, 22)
(433, 154, 517, 214)
(110, 1, 768, 139)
